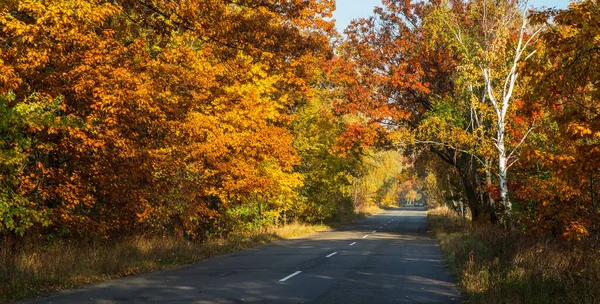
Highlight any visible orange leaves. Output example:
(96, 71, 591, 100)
(0, 0, 333, 238)
(334, 0, 459, 155)
(505, 0, 600, 238)
(561, 221, 590, 240)
(333, 123, 379, 157)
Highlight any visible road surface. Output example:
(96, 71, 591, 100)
(22, 207, 460, 303)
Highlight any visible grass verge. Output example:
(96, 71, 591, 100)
(0, 222, 331, 303)
(428, 206, 600, 304)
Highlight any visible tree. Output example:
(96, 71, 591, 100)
(0, 0, 334, 238)
(292, 85, 364, 222)
(334, 0, 498, 221)
(425, 0, 543, 224)
(512, 0, 600, 238)
(0, 93, 66, 235)
(405, 190, 418, 204)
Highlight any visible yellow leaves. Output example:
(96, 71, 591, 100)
(567, 122, 593, 137)
(0, 0, 335, 237)
(563, 221, 589, 240)
(0, 59, 20, 89)
(387, 127, 415, 146)
(257, 160, 304, 210)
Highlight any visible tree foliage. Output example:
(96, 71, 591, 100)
(336, 0, 599, 238)
(1, 0, 598, 243)
(0, 0, 338, 238)
(513, 0, 600, 238)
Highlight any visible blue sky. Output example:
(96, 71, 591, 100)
(333, 0, 571, 33)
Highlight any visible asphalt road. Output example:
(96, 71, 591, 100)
(22, 207, 460, 303)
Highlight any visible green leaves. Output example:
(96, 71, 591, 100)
(0, 93, 68, 235)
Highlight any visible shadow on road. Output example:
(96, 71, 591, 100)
(22, 208, 460, 304)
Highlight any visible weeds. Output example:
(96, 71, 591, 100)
(0, 206, 383, 303)
(428, 206, 600, 304)
(0, 223, 331, 302)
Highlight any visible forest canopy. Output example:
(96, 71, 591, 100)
(1, 0, 598, 242)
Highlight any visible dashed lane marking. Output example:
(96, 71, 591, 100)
(326, 252, 338, 258)
(279, 271, 302, 282)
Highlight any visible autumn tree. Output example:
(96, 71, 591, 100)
(511, 0, 600, 238)
(334, 0, 499, 221)
(0, 0, 334, 238)
(292, 85, 364, 222)
(415, 0, 546, 226)
(0, 93, 67, 235)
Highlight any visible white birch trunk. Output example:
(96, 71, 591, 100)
(480, 2, 542, 221)
(496, 122, 511, 212)
(443, 0, 542, 225)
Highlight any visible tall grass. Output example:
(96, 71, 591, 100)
(0, 223, 330, 302)
(428, 206, 600, 304)
(357, 204, 384, 215)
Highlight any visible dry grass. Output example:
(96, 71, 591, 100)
(0, 223, 331, 303)
(428, 206, 600, 304)
(357, 204, 384, 215)
(268, 222, 331, 239)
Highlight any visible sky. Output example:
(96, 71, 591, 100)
(333, 0, 571, 33)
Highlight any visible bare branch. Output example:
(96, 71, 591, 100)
(412, 140, 486, 166)
(507, 118, 537, 161)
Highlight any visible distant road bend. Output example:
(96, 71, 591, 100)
(22, 207, 460, 303)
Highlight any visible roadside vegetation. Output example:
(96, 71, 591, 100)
(428, 207, 600, 303)
(2, 217, 378, 302)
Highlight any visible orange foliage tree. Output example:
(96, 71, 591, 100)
(332, 0, 503, 221)
(0, 0, 334, 238)
(513, 0, 600, 238)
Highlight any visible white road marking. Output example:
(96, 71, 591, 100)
(379, 227, 382, 229)
(372, 230, 377, 233)
(279, 271, 302, 282)
(362, 234, 368, 238)
(326, 252, 338, 258)
(349, 242, 356, 246)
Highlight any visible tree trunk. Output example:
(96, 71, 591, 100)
(461, 170, 480, 221)
(435, 149, 485, 221)
(460, 154, 488, 221)
(485, 162, 499, 224)
(497, 123, 511, 225)
(590, 171, 596, 211)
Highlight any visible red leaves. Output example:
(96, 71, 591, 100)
(333, 123, 378, 157)
(508, 0, 600, 238)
